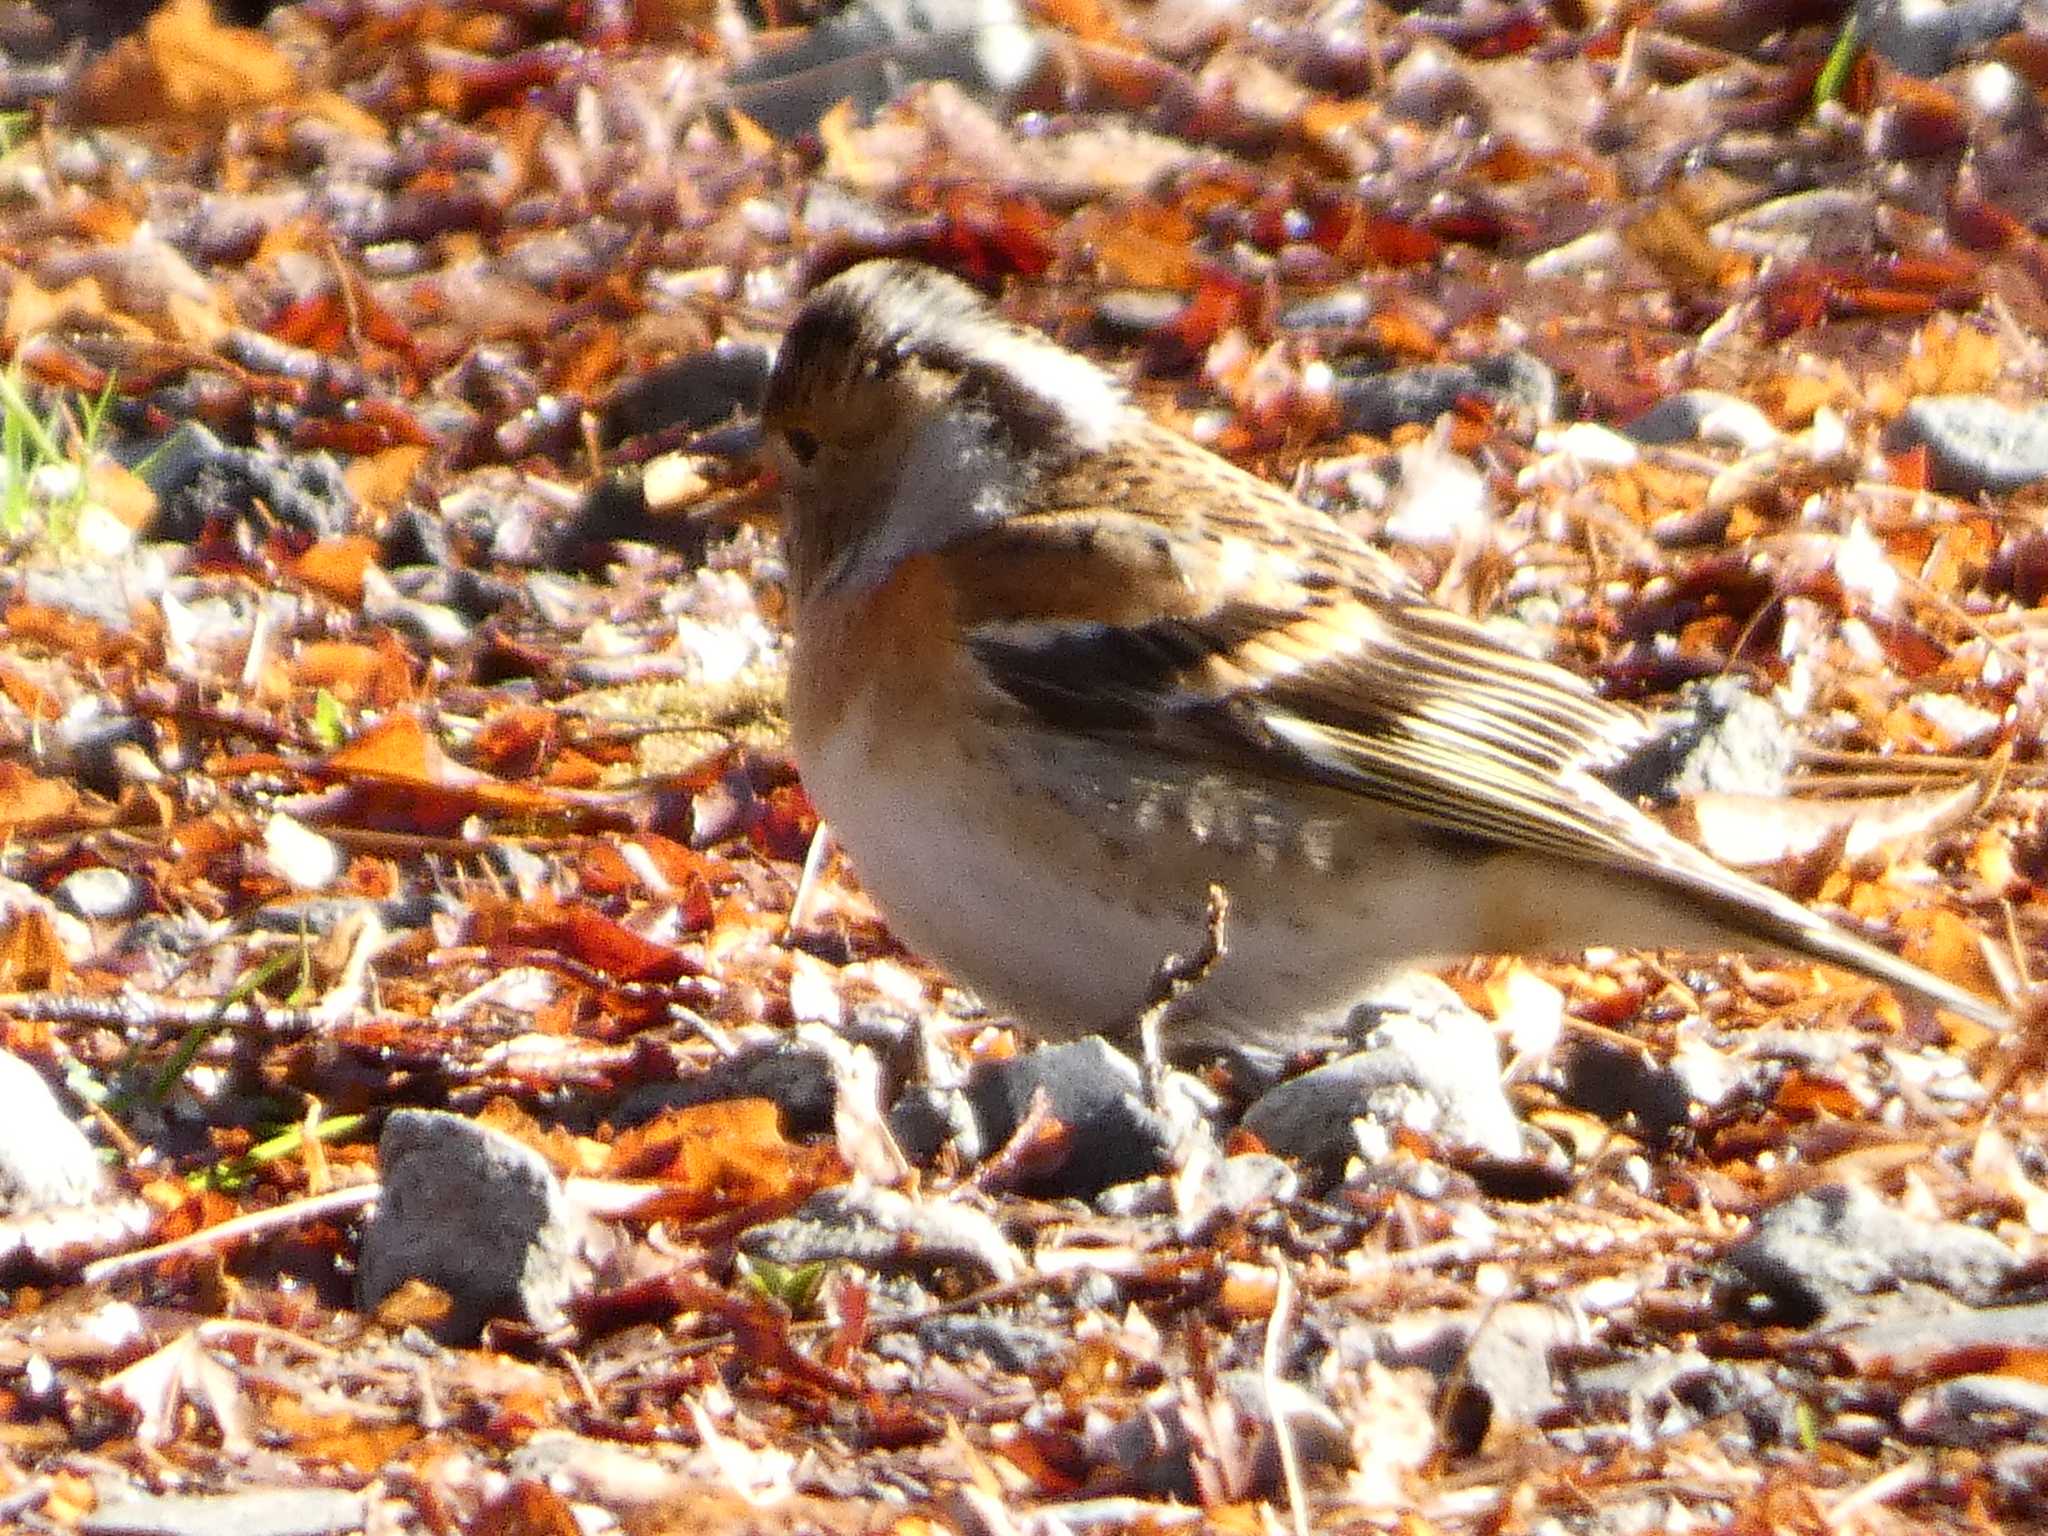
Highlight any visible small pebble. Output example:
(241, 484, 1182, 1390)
(53, 867, 145, 922)
(357, 1109, 590, 1339)
(1895, 395, 2048, 494)
(0, 1050, 105, 1209)
(1862, 0, 2022, 78)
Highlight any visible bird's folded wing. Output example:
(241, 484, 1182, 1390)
(954, 513, 1667, 873)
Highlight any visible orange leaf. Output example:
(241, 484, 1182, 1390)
(553, 904, 689, 983)
(1774, 1070, 1860, 1117)
(551, 327, 623, 399)
(604, 1099, 843, 1221)
(1075, 202, 1196, 289)
(6, 602, 135, 663)
(324, 714, 565, 824)
(339, 444, 428, 518)
(1887, 443, 1931, 490)
(578, 836, 736, 900)
(0, 663, 58, 721)
(291, 638, 414, 708)
(75, 0, 298, 125)
(87, 462, 158, 531)
(289, 537, 379, 604)
(265, 1396, 419, 1476)
(474, 895, 693, 985)
(469, 1482, 581, 1536)
(0, 907, 71, 990)
(0, 763, 79, 833)
(1896, 907, 1998, 998)
(325, 714, 439, 784)
(3, 274, 115, 345)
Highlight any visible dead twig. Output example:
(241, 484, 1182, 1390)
(82, 1184, 380, 1285)
(1262, 1252, 1310, 1536)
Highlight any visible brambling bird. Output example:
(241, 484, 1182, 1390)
(761, 258, 2010, 1057)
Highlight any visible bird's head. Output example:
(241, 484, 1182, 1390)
(761, 259, 1126, 606)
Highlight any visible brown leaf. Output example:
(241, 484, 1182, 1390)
(291, 638, 415, 709)
(75, 0, 298, 125)
(288, 537, 380, 605)
(0, 763, 80, 834)
(469, 1482, 582, 1536)
(474, 895, 694, 985)
(0, 907, 70, 990)
(602, 1099, 843, 1222)
(470, 706, 562, 781)
(341, 445, 428, 514)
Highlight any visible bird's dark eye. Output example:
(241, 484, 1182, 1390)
(784, 427, 820, 465)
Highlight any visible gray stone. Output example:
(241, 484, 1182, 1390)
(246, 893, 445, 938)
(1089, 1370, 1351, 1498)
(82, 1489, 366, 1536)
(1096, 1151, 1299, 1220)
(1559, 1037, 1694, 1142)
(1244, 977, 1519, 1170)
(49, 707, 156, 798)
(19, 549, 173, 631)
(1206, 1151, 1301, 1216)
(113, 912, 229, 969)
(1602, 676, 1793, 802)
(1277, 288, 1374, 331)
(887, 1082, 978, 1164)
(908, 1312, 1073, 1372)
(0, 1050, 104, 1208)
(1896, 395, 2048, 494)
(1348, 1303, 1576, 1440)
(726, 0, 1044, 136)
(52, 867, 145, 922)
(742, 1183, 1021, 1284)
(1622, 390, 1780, 452)
(601, 340, 772, 443)
(1725, 1181, 2020, 1324)
(1092, 289, 1188, 340)
(1334, 352, 1555, 435)
(1838, 1299, 2048, 1371)
(1385, 42, 1483, 126)
(1863, 0, 2022, 77)
(148, 439, 357, 542)
(507, 1431, 697, 1510)
(134, 422, 226, 498)
(357, 1109, 588, 1338)
(964, 1036, 1172, 1197)
(361, 572, 472, 652)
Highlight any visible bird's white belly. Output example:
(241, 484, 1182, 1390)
(797, 685, 1491, 1049)
(801, 695, 1177, 1032)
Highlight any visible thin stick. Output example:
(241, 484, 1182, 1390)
(1262, 1252, 1310, 1536)
(83, 1184, 379, 1285)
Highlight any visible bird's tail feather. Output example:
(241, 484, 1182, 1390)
(1654, 841, 2010, 1032)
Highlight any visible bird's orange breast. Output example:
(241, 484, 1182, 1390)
(789, 552, 963, 753)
